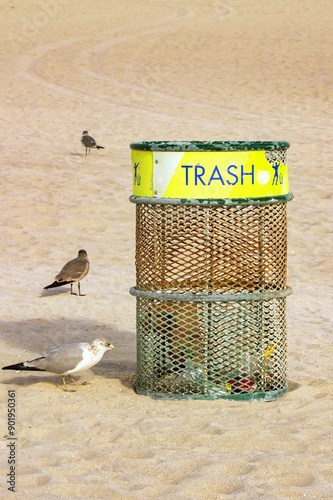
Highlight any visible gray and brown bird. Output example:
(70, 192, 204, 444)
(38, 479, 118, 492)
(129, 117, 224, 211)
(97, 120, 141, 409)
(44, 249, 90, 296)
(81, 130, 105, 155)
(2, 338, 116, 391)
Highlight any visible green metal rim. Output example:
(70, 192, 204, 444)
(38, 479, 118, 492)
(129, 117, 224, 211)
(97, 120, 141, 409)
(130, 287, 292, 302)
(130, 141, 290, 152)
(135, 386, 288, 401)
(129, 194, 294, 206)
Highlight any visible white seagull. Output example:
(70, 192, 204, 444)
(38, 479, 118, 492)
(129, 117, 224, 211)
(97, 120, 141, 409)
(44, 249, 90, 296)
(81, 130, 105, 155)
(2, 338, 116, 391)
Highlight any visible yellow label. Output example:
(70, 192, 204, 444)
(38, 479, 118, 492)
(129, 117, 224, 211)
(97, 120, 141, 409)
(132, 150, 289, 198)
(132, 150, 153, 196)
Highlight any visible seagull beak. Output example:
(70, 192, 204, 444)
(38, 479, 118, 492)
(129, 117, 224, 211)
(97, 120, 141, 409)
(108, 343, 116, 350)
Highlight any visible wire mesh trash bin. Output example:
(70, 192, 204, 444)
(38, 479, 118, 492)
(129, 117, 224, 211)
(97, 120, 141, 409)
(130, 141, 293, 401)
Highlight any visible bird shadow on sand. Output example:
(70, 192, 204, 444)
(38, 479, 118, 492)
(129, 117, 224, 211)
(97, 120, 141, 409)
(69, 152, 103, 157)
(40, 288, 71, 297)
(0, 318, 136, 392)
(39, 285, 89, 297)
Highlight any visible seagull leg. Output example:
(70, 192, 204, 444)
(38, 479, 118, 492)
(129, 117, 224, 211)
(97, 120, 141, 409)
(68, 375, 80, 385)
(78, 282, 85, 297)
(70, 284, 77, 296)
(62, 375, 76, 392)
(68, 374, 89, 386)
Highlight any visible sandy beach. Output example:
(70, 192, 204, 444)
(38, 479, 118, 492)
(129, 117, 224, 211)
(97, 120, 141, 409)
(0, 0, 332, 498)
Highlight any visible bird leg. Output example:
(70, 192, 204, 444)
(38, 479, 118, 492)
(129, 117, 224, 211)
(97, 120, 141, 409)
(78, 282, 85, 297)
(68, 374, 89, 386)
(68, 375, 80, 385)
(70, 284, 77, 296)
(62, 375, 76, 392)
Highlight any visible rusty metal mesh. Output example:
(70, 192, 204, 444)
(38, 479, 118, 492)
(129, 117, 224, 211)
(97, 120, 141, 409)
(135, 202, 287, 295)
(133, 200, 289, 400)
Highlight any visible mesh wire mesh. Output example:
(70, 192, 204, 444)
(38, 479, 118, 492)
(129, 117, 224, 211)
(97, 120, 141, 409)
(136, 297, 287, 399)
(134, 200, 289, 400)
(265, 149, 287, 165)
(136, 202, 287, 295)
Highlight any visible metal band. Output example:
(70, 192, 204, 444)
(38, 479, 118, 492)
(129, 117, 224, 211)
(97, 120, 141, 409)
(130, 141, 290, 152)
(129, 194, 294, 206)
(129, 286, 293, 302)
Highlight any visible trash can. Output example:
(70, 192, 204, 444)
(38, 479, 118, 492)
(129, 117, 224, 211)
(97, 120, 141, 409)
(130, 141, 293, 401)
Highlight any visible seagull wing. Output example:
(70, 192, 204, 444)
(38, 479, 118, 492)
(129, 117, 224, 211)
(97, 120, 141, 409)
(29, 343, 89, 374)
(55, 258, 89, 282)
(81, 135, 97, 148)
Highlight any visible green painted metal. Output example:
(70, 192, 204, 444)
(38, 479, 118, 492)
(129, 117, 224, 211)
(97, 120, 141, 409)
(134, 295, 288, 402)
(130, 286, 293, 302)
(130, 193, 294, 206)
(136, 387, 288, 401)
(130, 140, 290, 152)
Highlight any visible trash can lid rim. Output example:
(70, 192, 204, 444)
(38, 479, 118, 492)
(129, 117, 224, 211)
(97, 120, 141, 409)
(130, 141, 290, 152)
(129, 193, 294, 205)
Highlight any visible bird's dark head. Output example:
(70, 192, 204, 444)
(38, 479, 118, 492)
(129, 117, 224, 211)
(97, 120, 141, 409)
(78, 249, 87, 258)
(82, 130, 88, 135)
